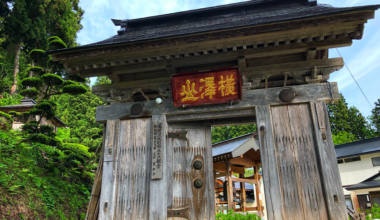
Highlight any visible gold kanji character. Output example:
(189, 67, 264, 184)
(180, 79, 199, 102)
(199, 77, 216, 99)
(218, 74, 237, 96)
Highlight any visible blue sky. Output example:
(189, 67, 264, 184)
(77, 0, 380, 117)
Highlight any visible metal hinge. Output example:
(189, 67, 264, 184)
(167, 130, 188, 141)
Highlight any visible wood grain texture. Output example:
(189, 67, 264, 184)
(85, 124, 106, 220)
(256, 105, 285, 220)
(149, 115, 167, 220)
(99, 120, 119, 220)
(226, 160, 234, 211)
(310, 101, 348, 220)
(271, 104, 328, 220)
(115, 118, 152, 220)
(96, 83, 339, 123)
(167, 122, 215, 220)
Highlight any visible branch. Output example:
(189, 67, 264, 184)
(86, 143, 102, 164)
(39, 149, 51, 161)
(78, 164, 95, 173)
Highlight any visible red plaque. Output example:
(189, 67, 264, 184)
(171, 68, 242, 107)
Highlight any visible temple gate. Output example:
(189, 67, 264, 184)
(47, 0, 380, 219)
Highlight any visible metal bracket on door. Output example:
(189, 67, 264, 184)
(167, 130, 188, 140)
(167, 206, 190, 219)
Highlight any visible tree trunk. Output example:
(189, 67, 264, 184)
(9, 40, 22, 95)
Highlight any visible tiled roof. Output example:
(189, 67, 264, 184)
(345, 172, 380, 191)
(48, 1, 380, 54)
(335, 137, 380, 159)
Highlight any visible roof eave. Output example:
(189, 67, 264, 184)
(46, 4, 380, 56)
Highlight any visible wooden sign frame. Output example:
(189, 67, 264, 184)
(171, 68, 242, 107)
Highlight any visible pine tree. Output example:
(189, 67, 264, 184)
(1, 0, 83, 95)
(371, 99, 380, 135)
(327, 94, 352, 135)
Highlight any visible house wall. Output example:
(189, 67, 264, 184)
(338, 152, 380, 213)
(338, 152, 380, 195)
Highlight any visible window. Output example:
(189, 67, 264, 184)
(337, 159, 344, 164)
(344, 157, 361, 163)
(372, 157, 380, 166)
(345, 195, 353, 209)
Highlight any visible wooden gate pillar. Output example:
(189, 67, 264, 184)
(256, 101, 347, 220)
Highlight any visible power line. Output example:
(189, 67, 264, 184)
(336, 48, 373, 109)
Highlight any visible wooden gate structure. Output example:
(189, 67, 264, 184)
(47, 0, 380, 219)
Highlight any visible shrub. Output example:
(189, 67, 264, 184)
(62, 80, 76, 87)
(21, 77, 43, 88)
(29, 49, 49, 65)
(62, 84, 87, 94)
(61, 143, 92, 158)
(49, 39, 67, 49)
(19, 88, 39, 97)
(216, 210, 261, 220)
(0, 111, 13, 124)
(68, 74, 86, 83)
(27, 66, 45, 74)
(366, 203, 380, 219)
(41, 73, 64, 86)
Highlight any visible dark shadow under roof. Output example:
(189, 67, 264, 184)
(335, 136, 380, 159)
(47, 1, 380, 55)
(346, 173, 380, 191)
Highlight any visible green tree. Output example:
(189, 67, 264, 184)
(370, 99, 380, 135)
(1, 0, 83, 95)
(328, 94, 374, 144)
(94, 76, 111, 86)
(52, 91, 105, 151)
(211, 124, 256, 143)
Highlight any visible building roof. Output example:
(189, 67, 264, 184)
(335, 137, 380, 159)
(345, 173, 380, 191)
(212, 136, 252, 157)
(0, 99, 67, 128)
(47, 0, 380, 55)
(216, 176, 255, 190)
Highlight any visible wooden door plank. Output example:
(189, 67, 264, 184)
(287, 104, 328, 220)
(205, 124, 216, 220)
(98, 120, 119, 220)
(256, 105, 285, 220)
(149, 115, 168, 220)
(310, 101, 348, 220)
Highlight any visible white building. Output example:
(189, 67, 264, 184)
(336, 137, 380, 213)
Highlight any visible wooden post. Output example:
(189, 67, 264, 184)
(351, 192, 360, 214)
(254, 165, 262, 216)
(256, 105, 285, 220)
(310, 101, 348, 220)
(98, 120, 119, 220)
(214, 171, 218, 211)
(226, 159, 234, 211)
(239, 174, 246, 212)
(149, 115, 167, 220)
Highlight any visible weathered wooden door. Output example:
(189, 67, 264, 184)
(257, 102, 347, 220)
(166, 123, 215, 220)
(99, 118, 153, 220)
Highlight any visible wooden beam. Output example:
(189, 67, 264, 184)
(166, 109, 256, 123)
(95, 82, 340, 123)
(306, 48, 317, 61)
(69, 39, 352, 77)
(240, 174, 246, 212)
(241, 57, 344, 76)
(72, 61, 167, 77)
(214, 163, 245, 174)
(254, 165, 263, 217)
(226, 160, 234, 211)
(230, 158, 256, 167)
(92, 77, 170, 93)
(232, 178, 258, 184)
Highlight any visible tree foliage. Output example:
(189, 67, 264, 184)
(370, 99, 380, 135)
(328, 94, 375, 145)
(52, 91, 105, 151)
(211, 124, 257, 144)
